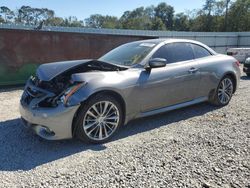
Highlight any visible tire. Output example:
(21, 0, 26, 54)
(74, 94, 124, 144)
(209, 76, 234, 106)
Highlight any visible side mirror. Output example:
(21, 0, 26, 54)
(148, 58, 167, 69)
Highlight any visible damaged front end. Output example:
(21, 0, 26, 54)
(21, 76, 85, 108)
(19, 76, 80, 140)
(23, 75, 85, 108)
(19, 59, 126, 140)
(22, 59, 127, 108)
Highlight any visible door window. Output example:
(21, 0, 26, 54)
(191, 44, 212, 59)
(152, 43, 194, 64)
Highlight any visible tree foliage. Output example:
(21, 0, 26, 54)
(227, 0, 250, 31)
(16, 6, 55, 25)
(174, 13, 190, 31)
(0, 0, 249, 32)
(0, 6, 14, 23)
(85, 14, 120, 28)
(154, 2, 175, 30)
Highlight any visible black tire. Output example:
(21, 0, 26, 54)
(74, 94, 124, 144)
(209, 76, 234, 106)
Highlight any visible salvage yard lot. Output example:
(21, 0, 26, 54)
(0, 72, 249, 187)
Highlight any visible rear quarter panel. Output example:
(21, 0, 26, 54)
(196, 54, 240, 98)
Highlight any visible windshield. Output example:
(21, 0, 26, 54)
(99, 41, 156, 66)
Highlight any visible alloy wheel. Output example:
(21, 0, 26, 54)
(218, 78, 233, 104)
(83, 101, 120, 141)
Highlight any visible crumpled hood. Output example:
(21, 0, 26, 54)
(36, 59, 92, 81)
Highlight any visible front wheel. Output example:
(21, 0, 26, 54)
(210, 76, 234, 106)
(75, 94, 124, 144)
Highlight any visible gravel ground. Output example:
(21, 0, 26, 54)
(0, 72, 249, 188)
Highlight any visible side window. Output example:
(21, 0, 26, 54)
(152, 43, 194, 64)
(152, 45, 169, 61)
(191, 44, 211, 59)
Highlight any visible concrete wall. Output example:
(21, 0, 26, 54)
(0, 28, 154, 85)
(0, 24, 249, 86)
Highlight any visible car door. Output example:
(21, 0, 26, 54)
(139, 42, 201, 112)
(189, 43, 214, 98)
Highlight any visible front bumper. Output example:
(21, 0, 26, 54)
(20, 102, 80, 140)
(19, 77, 80, 140)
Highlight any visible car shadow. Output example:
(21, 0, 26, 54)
(113, 102, 219, 142)
(0, 119, 106, 171)
(0, 102, 219, 171)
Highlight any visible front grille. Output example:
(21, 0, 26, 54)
(21, 78, 46, 106)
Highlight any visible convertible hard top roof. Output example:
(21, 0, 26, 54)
(134, 38, 205, 45)
(133, 38, 217, 55)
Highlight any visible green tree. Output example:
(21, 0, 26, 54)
(16, 6, 54, 25)
(0, 16, 4, 23)
(16, 6, 35, 24)
(85, 14, 119, 28)
(63, 16, 84, 27)
(85, 14, 104, 28)
(224, 0, 231, 31)
(120, 6, 168, 30)
(120, 7, 153, 30)
(154, 3, 174, 30)
(227, 0, 250, 31)
(213, 1, 226, 31)
(174, 13, 190, 31)
(46, 17, 64, 26)
(145, 5, 155, 19)
(0, 6, 14, 23)
(188, 9, 207, 31)
(102, 16, 120, 28)
(203, 0, 216, 31)
(1, 1, 250, 32)
(151, 17, 166, 30)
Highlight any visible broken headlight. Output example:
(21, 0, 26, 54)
(60, 82, 86, 106)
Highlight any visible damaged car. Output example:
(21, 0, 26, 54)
(20, 39, 241, 143)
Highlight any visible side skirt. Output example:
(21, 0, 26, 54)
(140, 96, 208, 118)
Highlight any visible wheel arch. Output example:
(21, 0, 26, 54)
(208, 71, 237, 102)
(221, 71, 237, 93)
(71, 90, 126, 137)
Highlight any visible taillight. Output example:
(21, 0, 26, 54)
(235, 61, 240, 67)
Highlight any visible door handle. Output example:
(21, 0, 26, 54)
(188, 67, 198, 73)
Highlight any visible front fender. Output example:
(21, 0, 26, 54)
(66, 84, 125, 107)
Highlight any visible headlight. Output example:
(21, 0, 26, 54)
(61, 82, 86, 105)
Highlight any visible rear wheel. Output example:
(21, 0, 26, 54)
(210, 76, 234, 106)
(75, 94, 124, 144)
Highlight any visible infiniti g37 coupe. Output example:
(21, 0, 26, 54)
(20, 39, 241, 143)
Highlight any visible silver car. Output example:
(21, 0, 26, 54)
(20, 39, 241, 143)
